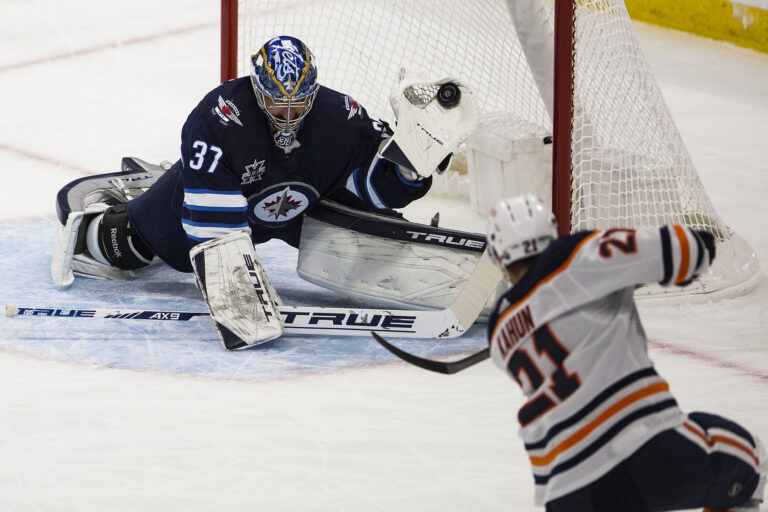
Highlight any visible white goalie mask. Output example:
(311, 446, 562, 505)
(486, 194, 558, 268)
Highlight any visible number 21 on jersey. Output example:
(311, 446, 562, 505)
(509, 324, 582, 426)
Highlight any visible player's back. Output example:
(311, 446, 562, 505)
(488, 229, 685, 506)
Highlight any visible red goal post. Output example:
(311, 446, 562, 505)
(220, 0, 760, 300)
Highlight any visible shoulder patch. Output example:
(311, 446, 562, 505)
(344, 95, 365, 120)
(212, 95, 243, 127)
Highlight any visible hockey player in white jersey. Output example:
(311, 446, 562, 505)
(485, 194, 766, 512)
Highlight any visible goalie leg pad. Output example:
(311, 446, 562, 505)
(51, 161, 166, 288)
(190, 231, 284, 350)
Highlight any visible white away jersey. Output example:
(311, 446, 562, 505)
(487, 226, 711, 505)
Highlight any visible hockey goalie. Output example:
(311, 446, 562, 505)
(50, 35, 484, 350)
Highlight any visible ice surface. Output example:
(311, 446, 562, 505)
(0, 219, 488, 380)
(0, 2, 766, 510)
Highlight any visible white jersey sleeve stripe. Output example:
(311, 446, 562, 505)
(344, 168, 363, 199)
(364, 155, 388, 209)
(183, 189, 248, 209)
(182, 219, 251, 242)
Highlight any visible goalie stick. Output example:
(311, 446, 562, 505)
(372, 332, 489, 374)
(10, 304, 459, 338)
(10, 250, 502, 339)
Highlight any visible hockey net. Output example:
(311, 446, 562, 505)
(221, 0, 759, 300)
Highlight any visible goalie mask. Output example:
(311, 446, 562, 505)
(486, 194, 558, 268)
(250, 36, 319, 151)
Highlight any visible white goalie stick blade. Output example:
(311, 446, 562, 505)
(285, 248, 501, 338)
(372, 332, 489, 374)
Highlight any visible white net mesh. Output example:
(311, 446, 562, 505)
(570, 2, 729, 237)
(236, 0, 551, 129)
(232, 0, 759, 298)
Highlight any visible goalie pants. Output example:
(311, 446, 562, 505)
(545, 412, 761, 512)
(124, 161, 193, 272)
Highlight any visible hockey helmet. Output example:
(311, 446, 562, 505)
(250, 36, 319, 148)
(486, 194, 558, 268)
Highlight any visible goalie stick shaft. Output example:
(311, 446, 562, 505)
(10, 305, 457, 338)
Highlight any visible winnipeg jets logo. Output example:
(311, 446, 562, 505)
(248, 182, 318, 227)
(241, 159, 266, 184)
(344, 96, 363, 119)
(262, 187, 303, 220)
(213, 96, 242, 126)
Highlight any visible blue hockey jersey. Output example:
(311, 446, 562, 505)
(127, 77, 431, 272)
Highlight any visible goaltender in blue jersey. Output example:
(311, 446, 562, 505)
(51, 35, 478, 350)
(485, 194, 765, 512)
(127, 38, 433, 272)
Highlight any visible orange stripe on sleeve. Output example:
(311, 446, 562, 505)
(673, 225, 691, 285)
(529, 382, 670, 467)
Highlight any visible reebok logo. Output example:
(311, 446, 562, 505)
(110, 228, 122, 259)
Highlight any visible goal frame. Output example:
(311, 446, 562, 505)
(218, 0, 760, 300)
(220, 0, 577, 234)
(221, 0, 238, 84)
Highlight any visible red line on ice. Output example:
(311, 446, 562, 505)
(649, 339, 768, 383)
(0, 22, 216, 74)
(0, 142, 94, 176)
(0, 22, 216, 174)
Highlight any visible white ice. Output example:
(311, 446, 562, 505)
(0, 1, 767, 510)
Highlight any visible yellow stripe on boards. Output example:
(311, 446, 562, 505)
(625, 0, 768, 54)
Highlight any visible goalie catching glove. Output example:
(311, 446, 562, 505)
(379, 74, 478, 178)
(190, 231, 284, 350)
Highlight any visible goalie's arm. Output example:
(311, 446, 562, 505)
(339, 135, 433, 210)
(190, 231, 283, 350)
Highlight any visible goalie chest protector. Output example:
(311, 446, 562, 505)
(297, 200, 500, 319)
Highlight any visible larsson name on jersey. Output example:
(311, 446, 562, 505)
(494, 305, 536, 359)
